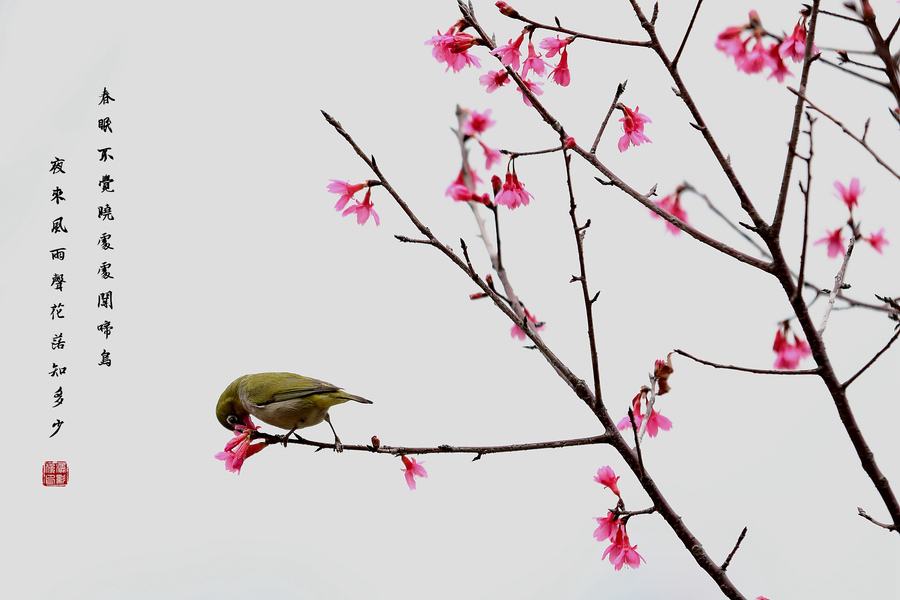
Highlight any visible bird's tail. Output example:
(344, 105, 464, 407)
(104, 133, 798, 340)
(338, 392, 373, 404)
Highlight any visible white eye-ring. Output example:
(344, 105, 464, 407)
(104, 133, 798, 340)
(226, 415, 240, 426)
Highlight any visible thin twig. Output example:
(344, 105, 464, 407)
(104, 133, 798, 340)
(674, 349, 820, 376)
(842, 329, 900, 389)
(794, 112, 816, 303)
(818, 237, 855, 336)
(771, 0, 821, 236)
(858, 507, 898, 532)
(720, 527, 748, 571)
(563, 149, 603, 406)
(787, 88, 900, 181)
(590, 81, 627, 154)
(497, 9, 651, 47)
(672, 0, 705, 68)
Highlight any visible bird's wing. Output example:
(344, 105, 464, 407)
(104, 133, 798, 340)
(239, 372, 341, 407)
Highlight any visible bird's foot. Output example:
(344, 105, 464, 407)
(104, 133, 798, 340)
(281, 429, 297, 447)
(333, 438, 344, 453)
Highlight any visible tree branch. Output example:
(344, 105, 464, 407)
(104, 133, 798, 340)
(720, 526, 748, 571)
(842, 328, 900, 389)
(672, 0, 705, 68)
(787, 87, 900, 181)
(252, 431, 611, 456)
(674, 349, 820, 376)
(590, 81, 627, 154)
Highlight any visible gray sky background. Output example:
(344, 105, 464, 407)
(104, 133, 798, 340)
(1, 1, 898, 598)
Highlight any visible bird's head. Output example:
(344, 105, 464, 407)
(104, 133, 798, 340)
(216, 378, 249, 431)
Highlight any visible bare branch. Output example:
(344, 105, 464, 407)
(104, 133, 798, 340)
(720, 527, 748, 571)
(794, 112, 816, 303)
(672, 0, 705, 67)
(788, 87, 900, 181)
(495, 8, 651, 47)
(252, 431, 611, 456)
(842, 329, 900, 389)
(590, 81, 627, 154)
(858, 506, 898, 532)
(674, 349, 820, 376)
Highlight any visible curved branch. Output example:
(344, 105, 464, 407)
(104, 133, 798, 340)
(674, 349, 821, 376)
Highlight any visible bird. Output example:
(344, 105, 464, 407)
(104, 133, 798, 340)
(216, 372, 373, 452)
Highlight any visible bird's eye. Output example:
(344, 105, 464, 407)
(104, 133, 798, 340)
(226, 415, 240, 426)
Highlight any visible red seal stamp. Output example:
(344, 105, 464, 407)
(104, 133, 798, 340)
(42, 461, 68, 487)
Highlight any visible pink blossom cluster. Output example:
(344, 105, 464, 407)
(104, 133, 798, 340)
(425, 19, 482, 72)
(215, 415, 266, 474)
(715, 12, 814, 83)
(649, 189, 688, 234)
(593, 466, 645, 570)
(616, 388, 672, 438)
(815, 178, 888, 258)
(327, 180, 380, 227)
(773, 323, 811, 370)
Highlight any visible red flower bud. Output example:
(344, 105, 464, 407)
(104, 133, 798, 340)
(563, 136, 576, 149)
(495, 1, 519, 17)
(491, 174, 503, 197)
(371, 435, 381, 450)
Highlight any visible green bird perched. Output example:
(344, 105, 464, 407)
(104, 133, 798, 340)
(216, 372, 373, 452)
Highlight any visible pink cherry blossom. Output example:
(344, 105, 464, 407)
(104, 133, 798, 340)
(617, 105, 652, 152)
(644, 409, 673, 438)
(549, 47, 571, 87)
(539, 35, 573, 58)
(593, 511, 621, 542)
(479, 69, 510, 93)
(464, 109, 495, 136)
(715, 25, 748, 58)
(594, 465, 621, 497)
(602, 529, 644, 571)
(516, 79, 544, 106)
(814, 228, 846, 258)
(866, 228, 889, 253)
(426, 28, 482, 72)
(521, 40, 548, 79)
(215, 416, 266, 474)
(342, 187, 380, 226)
(495, 172, 534, 210)
(491, 31, 526, 71)
(779, 18, 818, 62)
(401, 455, 428, 490)
(767, 44, 793, 82)
(737, 39, 776, 74)
(651, 192, 688, 234)
(616, 391, 645, 432)
(478, 139, 502, 170)
(327, 180, 367, 211)
(773, 326, 812, 370)
(834, 177, 862, 210)
(510, 308, 544, 339)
